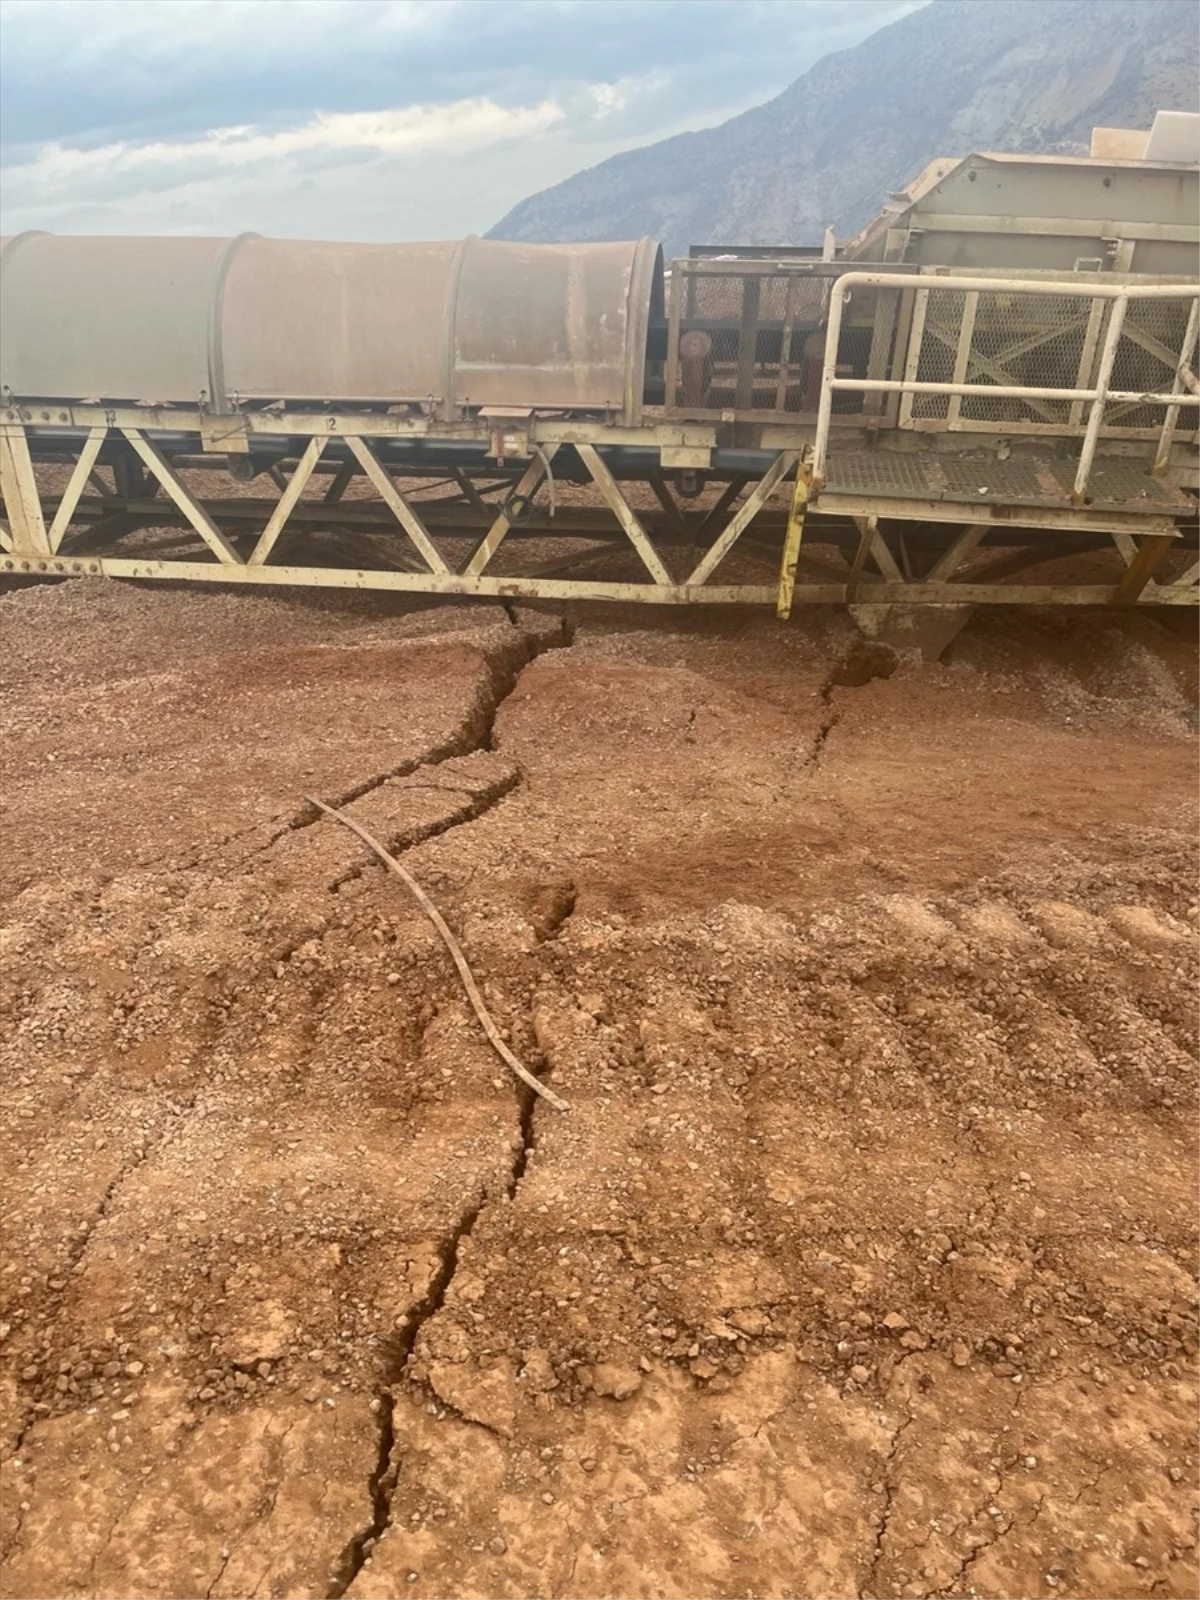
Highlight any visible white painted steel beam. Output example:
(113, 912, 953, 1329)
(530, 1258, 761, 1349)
(47, 427, 107, 553)
(463, 446, 559, 577)
(688, 451, 797, 585)
(120, 429, 240, 563)
(343, 436, 448, 573)
(0, 426, 51, 555)
(576, 443, 672, 585)
(4, 553, 1194, 606)
(249, 435, 326, 565)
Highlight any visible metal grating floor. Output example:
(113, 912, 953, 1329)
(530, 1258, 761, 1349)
(822, 452, 1195, 513)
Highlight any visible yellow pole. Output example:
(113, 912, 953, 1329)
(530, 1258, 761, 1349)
(776, 460, 811, 619)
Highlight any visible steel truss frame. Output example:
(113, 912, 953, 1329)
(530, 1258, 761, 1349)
(1, 407, 1196, 617)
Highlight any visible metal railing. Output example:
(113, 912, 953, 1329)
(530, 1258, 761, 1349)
(812, 273, 1200, 502)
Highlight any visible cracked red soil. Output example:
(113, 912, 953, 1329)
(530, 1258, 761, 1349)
(0, 580, 1196, 1600)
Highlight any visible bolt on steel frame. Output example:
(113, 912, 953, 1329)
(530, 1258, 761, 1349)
(2, 267, 1197, 616)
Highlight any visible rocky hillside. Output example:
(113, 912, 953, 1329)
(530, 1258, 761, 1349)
(487, 0, 1199, 256)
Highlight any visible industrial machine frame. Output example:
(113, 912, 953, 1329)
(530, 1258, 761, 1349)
(2, 266, 1197, 618)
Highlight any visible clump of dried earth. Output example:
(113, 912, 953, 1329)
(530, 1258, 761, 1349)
(0, 580, 1196, 1600)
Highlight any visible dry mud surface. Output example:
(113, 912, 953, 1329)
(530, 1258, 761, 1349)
(0, 580, 1197, 1600)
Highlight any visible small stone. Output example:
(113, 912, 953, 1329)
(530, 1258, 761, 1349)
(881, 1312, 909, 1332)
(521, 1348, 558, 1393)
(899, 1330, 927, 1351)
(591, 1362, 642, 1401)
(123, 1361, 145, 1378)
(951, 1341, 971, 1368)
(488, 1537, 507, 1556)
(730, 1307, 769, 1337)
(850, 1364, 871, 1384)
(1168, 1467, 1183, 1483)
(689, 1357, 720, 1381)
(580, 1458, 596, 1473)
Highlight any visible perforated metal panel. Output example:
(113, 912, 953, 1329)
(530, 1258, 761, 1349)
(822, 450, 1194, 509)
(902, 283, 1199, 438)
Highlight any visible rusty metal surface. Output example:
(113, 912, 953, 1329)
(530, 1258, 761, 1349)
(1, 233, 663, 425)
(452, 237, 662, 422)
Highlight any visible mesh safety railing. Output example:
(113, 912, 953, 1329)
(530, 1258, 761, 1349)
(812, 273, 1200, 500)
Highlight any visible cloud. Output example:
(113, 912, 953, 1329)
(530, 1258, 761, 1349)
(0, 0, 927, 239)
(8, 98, 568, 186)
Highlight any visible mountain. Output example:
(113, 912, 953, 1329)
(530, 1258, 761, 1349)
(486, 0, 1200, 257)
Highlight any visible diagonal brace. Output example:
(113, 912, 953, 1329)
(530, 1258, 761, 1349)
(688, 451, 798, 586)
(926, 522, 989, 582)
(48, 428, 108, 553)
(249, 436, 327, 566)
(576, 443, 671, 585)
(0, 425, 51, 555)
(344, 436, 448, 574)
(924, 320, 1061, 423)
(121, 428, 240, 563)
(463, 446, 559, 577)
(1113, 533, 1175, 602)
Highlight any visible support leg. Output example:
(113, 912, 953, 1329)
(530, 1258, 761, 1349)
(0, 424, 51, 555)
(1114, 534, 1176, 603)
(776, 462, 812, 619)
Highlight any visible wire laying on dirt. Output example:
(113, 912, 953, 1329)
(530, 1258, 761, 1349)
(308, 793, 569, 1112)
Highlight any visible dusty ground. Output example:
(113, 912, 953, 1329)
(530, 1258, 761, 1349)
(0, 578, 1196, 1600)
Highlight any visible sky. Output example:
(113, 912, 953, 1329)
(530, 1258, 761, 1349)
(0, 0, 925, 241)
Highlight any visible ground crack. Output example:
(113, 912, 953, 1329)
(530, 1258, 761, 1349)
(324, 1393, 396, 1600)
(325, 1025, 553, 1597)
(805, 691, 841, 770)
(534, 881, 577, 943)
(327, 768, 523, 892)
(860, 1411, 914, 1599)
(805, 640, 897, 772)
(321, 614, 572, 1598)
(6, 1103, 194, 1454)
(248, 611, 574, 866)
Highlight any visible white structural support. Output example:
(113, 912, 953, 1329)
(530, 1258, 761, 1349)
(687, 451, 797, 585)
(344, 436, 449, 573)
(120, 428, 241, 563)
(575, 443, 672, 584)
(249, 435, 327, 565)
(1154, 297, 1200, 474)
(1, 413, 1195, 615)
(464, 447, 560, 577)
(47, 427, 107, 554)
